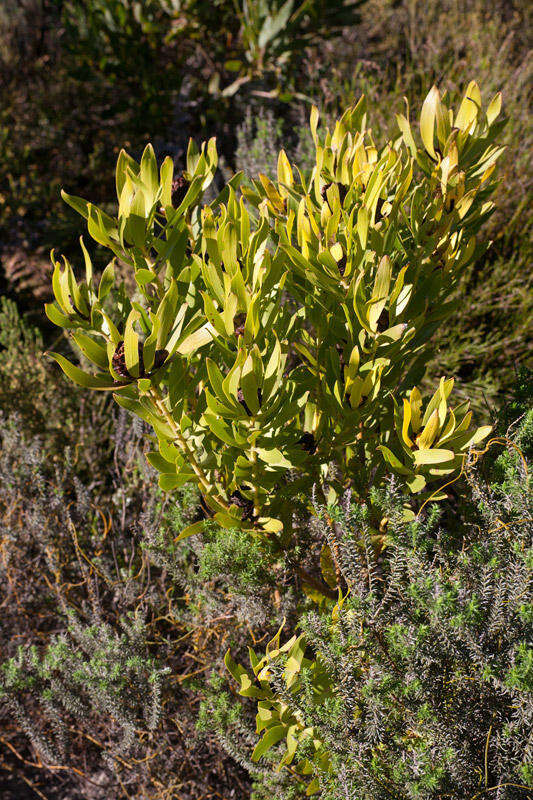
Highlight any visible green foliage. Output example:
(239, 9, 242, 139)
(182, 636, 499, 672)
(0, 402, 249, 796)
(227, 416, 532, 798)
(198, 526, 272, 589)
(1, 2, 531, 796)
(46, 85, 501, 548)
(232, 0, 532, 407)
(1, 614, 169, 763)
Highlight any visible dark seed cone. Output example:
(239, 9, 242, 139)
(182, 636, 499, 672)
(298, 432, 317, 455)
(233, 313, 246, 339)
(112, 341, 138, 380)
(338, 254, 347, 277)
(230, 489, 256, 522)
(171, 174, 190, 207)
(112, 341, 168, 381)
(152, 348, 169, 371)
(321, 182, 347, 206)
(376, 309, 389, 333)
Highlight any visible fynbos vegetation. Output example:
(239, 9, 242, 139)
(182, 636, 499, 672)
(0, 3, 531, 798)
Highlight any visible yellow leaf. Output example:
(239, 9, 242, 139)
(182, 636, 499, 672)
(417, 409, 440, 449)
(409, 387, 423, 433)
(454, 81, 481, 131)
(402, 398, 414, 446)
(277, 149, 293, 195)
(420, 86, 440, 159)
(486, 92, 502, 125)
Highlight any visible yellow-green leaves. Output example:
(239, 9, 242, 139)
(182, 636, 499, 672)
(47, 82, 504, 544)
(454, 80, 481, 131)
(420, 85, 441, 159)
(381, 378, 492, 492)
(226, 629, 333, 788)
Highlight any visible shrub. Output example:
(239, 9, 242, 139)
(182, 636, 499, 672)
(226, 414, 532, 798)
(45, 84, 502, 543)
(15, 79, 530, 800)
(0, 408, 250, 797)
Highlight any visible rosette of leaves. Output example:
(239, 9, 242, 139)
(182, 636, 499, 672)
(379, 377, 492, 493)
(45, 82, 501, 545)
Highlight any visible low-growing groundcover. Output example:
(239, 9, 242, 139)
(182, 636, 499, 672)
(0, 83, 532, 799)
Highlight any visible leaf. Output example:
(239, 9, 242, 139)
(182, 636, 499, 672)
(407, 474, 426, 493)
(203, 413, 241, 447)
(79, 236, 93, 287)
(174, 520, 206, 541)
(422, 377, 453, 426)
(368, 255, 391, 330)
(257, 448, 293, 469)
(257, 0, 294, 49)
(124, 311, 141, 378)
(47, 353, 116, 390)
(160, 474, 190, 491)
(135, 268, 157, 287)
(146, 450, 176, 473)
(396, 111, 417, 158)
(252, 725, 286, 762)
(420, 85, 440, 159)
(469, 425, 492, 445)
(160, 156, 174, 207)
(72, 333, 109, 369)
(486, 92, 502, 125)
(277, 149, 293, 192)
(409, 386, 423, 432)
(413, 448, 455, 466)
(44, 303, 76, 329)
(401, 398, 414, 447)
(61, 190, 91, 221)
(357, 205, 369, 249)
(177, 324, 214, 355)
(98, 261, 115, 300)
(140, 143, 158, 200)
(417, 409, 440, 449)
(455, 81, 481, 130)
(378, 445, 412, 476)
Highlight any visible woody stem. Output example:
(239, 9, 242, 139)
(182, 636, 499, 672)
(149, 386, 231, 512)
